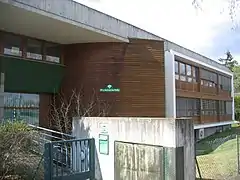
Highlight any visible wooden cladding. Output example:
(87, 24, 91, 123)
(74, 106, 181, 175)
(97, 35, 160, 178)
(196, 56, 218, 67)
(62, 39, 165, 117)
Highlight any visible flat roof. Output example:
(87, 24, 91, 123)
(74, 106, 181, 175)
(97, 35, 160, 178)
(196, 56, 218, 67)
(0, 0, 231, 73)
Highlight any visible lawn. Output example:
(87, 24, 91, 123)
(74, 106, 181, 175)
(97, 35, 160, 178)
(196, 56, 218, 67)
(196, 128, 239, 180)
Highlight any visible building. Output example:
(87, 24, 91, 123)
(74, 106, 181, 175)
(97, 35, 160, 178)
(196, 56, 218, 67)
(0, 0, 234, 139)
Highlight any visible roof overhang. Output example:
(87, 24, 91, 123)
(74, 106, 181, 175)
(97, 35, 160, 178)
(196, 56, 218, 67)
(0, 0, 128, 44)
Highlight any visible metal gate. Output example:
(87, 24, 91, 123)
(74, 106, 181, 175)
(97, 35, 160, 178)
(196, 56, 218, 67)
(44, 138, 95, 180)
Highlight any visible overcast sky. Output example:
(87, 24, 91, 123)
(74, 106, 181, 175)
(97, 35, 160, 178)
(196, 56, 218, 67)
(75, 0, 240, 62)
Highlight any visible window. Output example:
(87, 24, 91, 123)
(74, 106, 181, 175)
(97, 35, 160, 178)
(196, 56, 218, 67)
(26, 39, 43, 60)
(4, 93, 39, 125)
(180, 63, 186, 75)
(201, 79, 216, 88)
(186, 65, 192, 76)
(201, 99, 217, 115)
(175, 61, 179, 74)
(175, 60, 198, 83)
(45, 43, 61, 63)
(219, 101, 226, 115)
(2, 33, 22, 57)
(200, 69, 217, 88)
(175, 61, 179, 80)
(219, 101, 232, 115)
(219, 75, 231, 91)
(226, 101, 232, 115)
(176, 97, 200, 117)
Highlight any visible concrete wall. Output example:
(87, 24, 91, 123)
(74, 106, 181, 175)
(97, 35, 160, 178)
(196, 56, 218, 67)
(115, 141, 164, 180)
(72, 117, 195, 180)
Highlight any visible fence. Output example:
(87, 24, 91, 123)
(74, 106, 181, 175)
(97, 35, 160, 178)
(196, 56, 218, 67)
(44, 138, 95, 180)
(195, 129, 239, 180)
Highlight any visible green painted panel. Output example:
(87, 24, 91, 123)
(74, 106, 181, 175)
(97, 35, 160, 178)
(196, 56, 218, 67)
(0, 56, 65, 93)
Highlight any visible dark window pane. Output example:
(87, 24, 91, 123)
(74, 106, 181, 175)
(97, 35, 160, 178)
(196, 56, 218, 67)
(3, 33, 22, 57)
(45, 43, 61, 63)
(175, 61, 179, 74)
(27, 39, 43, 60)
(180, 63, 186, 75)
(186, 65, 192, 76)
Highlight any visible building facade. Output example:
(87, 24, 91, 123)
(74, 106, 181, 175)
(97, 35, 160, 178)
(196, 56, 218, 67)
(0, 0, 234, 138)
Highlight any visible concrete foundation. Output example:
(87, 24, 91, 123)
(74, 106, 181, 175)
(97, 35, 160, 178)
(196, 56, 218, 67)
(72, 117, 195, 180)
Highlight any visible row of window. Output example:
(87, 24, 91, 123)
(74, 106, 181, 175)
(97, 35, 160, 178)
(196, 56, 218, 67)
(176, 97, 232, 117)
(201, 79, 217, 88)
(0, 32, 61, 63)
(3, 92, 39, 125)
(175, 60, 232, 91)
(175, 61, 198, 83)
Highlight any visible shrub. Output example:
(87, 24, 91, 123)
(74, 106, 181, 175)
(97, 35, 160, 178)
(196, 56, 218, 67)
(0, 121, 44, 180)
(235, 96, 240, 121)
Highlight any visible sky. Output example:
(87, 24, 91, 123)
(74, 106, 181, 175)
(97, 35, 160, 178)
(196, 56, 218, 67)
(75, 0, 240, 62)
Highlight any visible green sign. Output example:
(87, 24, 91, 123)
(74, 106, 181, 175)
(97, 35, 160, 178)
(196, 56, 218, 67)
(100, 84, 120, 92)
(99, 134, 109, 155)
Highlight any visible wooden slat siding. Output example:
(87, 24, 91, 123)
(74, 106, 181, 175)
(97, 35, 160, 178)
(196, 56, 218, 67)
(61, 40, 165, 117)
(219, 114, 232, 122)
(176, 90, 232, 101)
(39, 93, 52, 128)
(119, 39, 165, 117)
(82, 42, 126, 116)
(201, 86, 217, 94)
(201, 115, 218, 123)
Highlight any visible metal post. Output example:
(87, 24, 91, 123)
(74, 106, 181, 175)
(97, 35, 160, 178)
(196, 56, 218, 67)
(237, 134, 240, 175)
(195, 141, 202, 179)
(89, 138, 95, 180)
(44, 142, 53, 180)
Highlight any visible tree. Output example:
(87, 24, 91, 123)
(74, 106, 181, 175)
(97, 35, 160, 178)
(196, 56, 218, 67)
(233, 65, 240, 92)
(192, 0, 239, 22)
(49, 88, 110, 134)
(219, 51, 238, 71)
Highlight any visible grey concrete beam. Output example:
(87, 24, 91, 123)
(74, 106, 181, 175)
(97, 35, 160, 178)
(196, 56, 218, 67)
(1, 0, 231, 72)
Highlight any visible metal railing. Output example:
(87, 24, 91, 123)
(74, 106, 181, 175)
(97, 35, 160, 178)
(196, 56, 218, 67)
(44, 138, 95, 180)
(28, 124, 76, 167)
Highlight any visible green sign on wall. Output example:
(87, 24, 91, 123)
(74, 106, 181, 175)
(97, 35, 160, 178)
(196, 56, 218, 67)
(99, 134, 109, 155)
(100, 84, 120, 92)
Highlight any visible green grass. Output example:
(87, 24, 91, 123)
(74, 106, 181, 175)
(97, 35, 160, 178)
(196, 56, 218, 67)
(196, 131, 238, 179)
(196, 128, 238, 155)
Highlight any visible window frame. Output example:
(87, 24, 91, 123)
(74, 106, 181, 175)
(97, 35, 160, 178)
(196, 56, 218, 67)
(175, 60, 198, 83)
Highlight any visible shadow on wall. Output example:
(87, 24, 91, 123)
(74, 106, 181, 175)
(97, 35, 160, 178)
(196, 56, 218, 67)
(73, 120, 103, 180)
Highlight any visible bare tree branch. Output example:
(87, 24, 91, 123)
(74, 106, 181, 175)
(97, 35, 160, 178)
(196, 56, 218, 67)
(49, 88, 110, 134)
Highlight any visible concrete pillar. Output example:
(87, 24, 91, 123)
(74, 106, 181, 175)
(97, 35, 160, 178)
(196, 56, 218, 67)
(164, 50, 176, 118)
(0, 72, 4, 121)
(72, 117, 195, 180)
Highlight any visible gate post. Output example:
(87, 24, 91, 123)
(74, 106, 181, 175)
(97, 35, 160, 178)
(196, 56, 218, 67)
(89, 138, 96, 180)
(44, 142, 53, 180)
